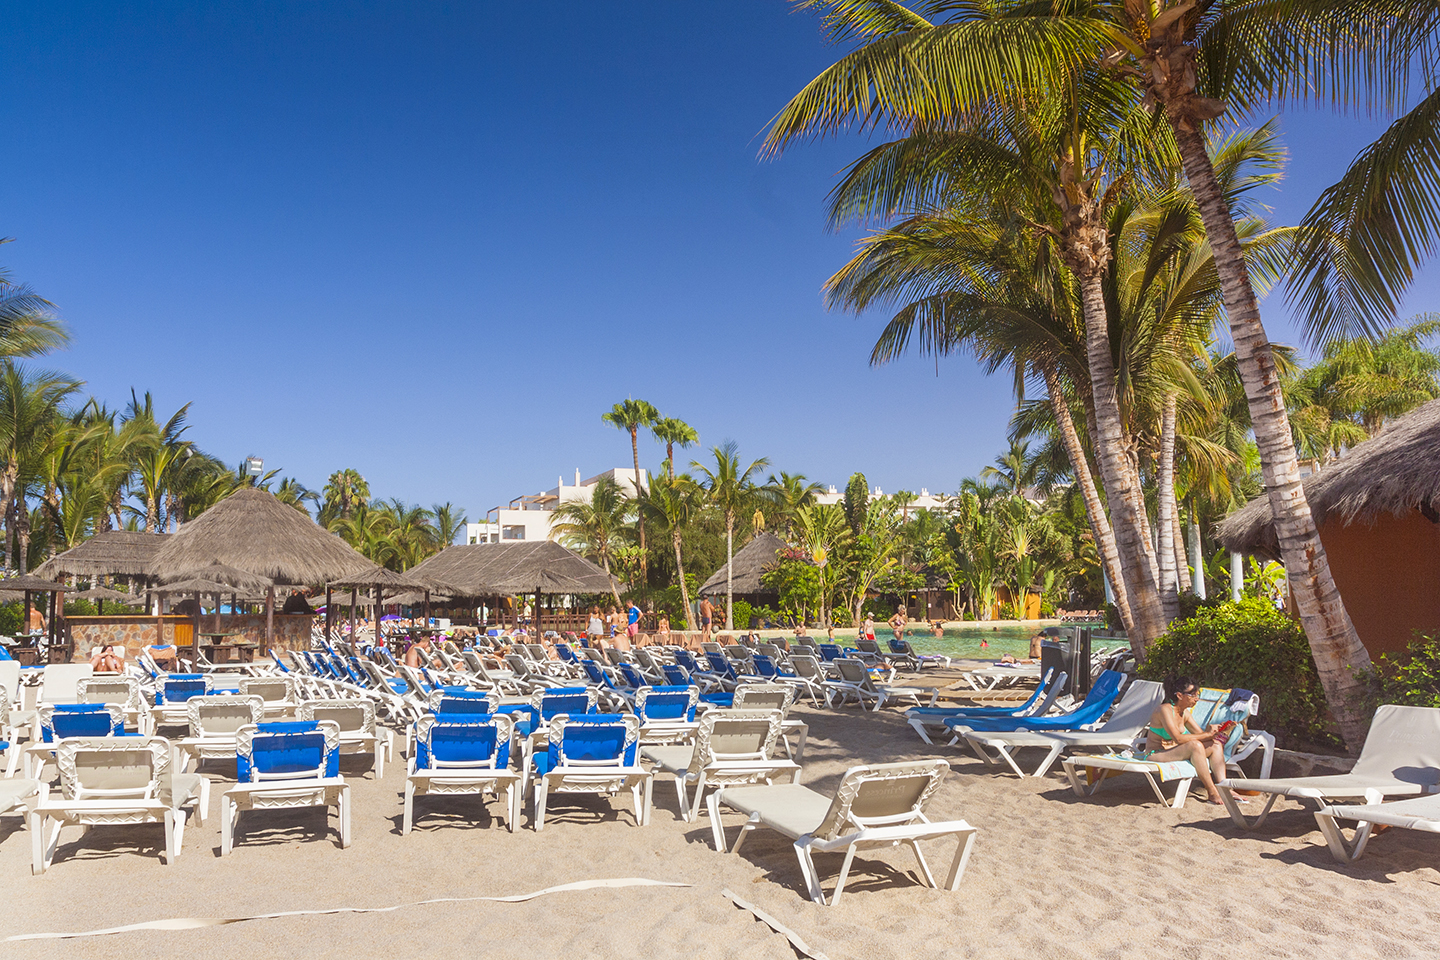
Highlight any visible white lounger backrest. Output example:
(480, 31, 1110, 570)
(58, 736, 169, 799)
(298, 698, 376, 735)
(77, 676, 143, 713)
(188, 695, 265, 737)
(239, 677, 295, 704)
(733, 684, 795, 718)
(1097, 679, 1165, 733)
(689, 709, 785, 776)
(40, 663, 94, 705)
(812, 760, 950, 841)
(790, 655, 824, 681)
(1352, 705, 1440, 785)
(0, 661, 20, 707)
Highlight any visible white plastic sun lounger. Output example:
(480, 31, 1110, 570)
(962, 662, 1041, 690)
(1314, 793, 1440, 862)
(706, 759, 977, 906)
(962, 680, 1164, 778)
(1061, 753, 1198, 808)
(1218, 704, 1440, 829)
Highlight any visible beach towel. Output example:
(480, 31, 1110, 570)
(1088, 751, 1197, 782)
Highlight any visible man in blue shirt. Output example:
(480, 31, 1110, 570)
(624, 600, 642, 649)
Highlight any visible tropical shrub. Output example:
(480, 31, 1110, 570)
(0, 602, 23, 636)
(1359, 634, 1440, 710)
(1140, 599, 1338, 748)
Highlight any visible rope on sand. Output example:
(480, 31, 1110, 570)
(722, 888, 831, 960)
(8, 878, 692, 942)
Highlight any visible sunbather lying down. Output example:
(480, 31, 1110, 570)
(1142, 676, 1228, 804)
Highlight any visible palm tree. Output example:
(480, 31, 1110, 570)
(432, 502, 468, 547)
(980, 440, 1042, 497)
(692, 441, 770, 630)
(323, 469, 370, 523)
(550, 476, 633, 608)
(0, 363, 79, 571)
(603, 399, 659, 579)
(274, 477, 319, 515)
(762, 471, 824, 537)
(639, 473, 704, 630)
(650, 416, 698, 478)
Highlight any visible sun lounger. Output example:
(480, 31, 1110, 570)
(889, 638, 951, 670)
(22, 703, 126, 778)
(962, 679, 1164, 777)
(531, 714, 652, 831)
(76, 676, 148, 734)
(945, 669, 1126, 736)
(705, 759, 977, 906)
(297, 698, 393, 778)
(221, 720, 350, 855)
(634, 685, 699, 745)
(824, 658, 927, 711)
(405, 714, 522, 833)
(906, 669, 1066, 744)
(961, 662, 1041, 690)
(172, 695, 266, 772)
(1314, 793, 1440, 862)
(0, 775, 44, 825)
(641, 708, 798, 822)
(29, 735, 209, 874)
(238, 677, 298, 718)
(1218, 704, 1440, 829)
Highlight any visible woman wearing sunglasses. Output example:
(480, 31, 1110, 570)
(1141, 676, 1228, 804)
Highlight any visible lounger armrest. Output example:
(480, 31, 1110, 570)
(810, 818, 976, 850)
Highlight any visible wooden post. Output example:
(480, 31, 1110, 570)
(23, 591, 31, 638)
(325, 586, 333, 643)
(214, 592, 222, 632)
(265, 584, 275, 648)
(374, 585, 382, 646)
(535, 587, 542, 638)
(193, 590, 202, 662)
(49, 589, 59, 660)
(423, 590, 431, 627)
(349, 588, 357, 647)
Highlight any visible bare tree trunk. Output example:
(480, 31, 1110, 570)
(1156, 395, 1179, 622)
(1076, 270, 1167, 646)
(1166, 116, 1373, 750)
(725, 514, 735, 631)
(1042, 365, 1133, 632)
(674, 531, 696, 631)
(1173, 504, 1192, 594)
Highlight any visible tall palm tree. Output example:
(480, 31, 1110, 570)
(980, 440, 1042, 497)
(603, 399, 659, 579)
(692, 441, 770, 630)
(550, 476, 633, 608)
(650, 416, 698, 478)
(761, 471, 824, 538)
(639, 473, 704, 630)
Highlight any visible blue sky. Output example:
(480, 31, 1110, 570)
(0, 2, 1429, 527)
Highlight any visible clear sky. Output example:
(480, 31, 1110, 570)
(0, 2, 1429, 528)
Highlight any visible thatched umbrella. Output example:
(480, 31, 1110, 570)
(0, 574, 73, 660)
(698, 531, 787, 597)
(37, 530, 170, 583)
(409, 541, 620, 634)
(150, 488, 372, 645)
(162, 562, 273, 636)
(327, 564, 432, 646)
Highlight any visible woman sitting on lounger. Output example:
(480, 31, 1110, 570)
(1143, 676, 1227, 804)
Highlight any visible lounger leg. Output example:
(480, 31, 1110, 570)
(1031, 744, 1067, 779)
(1163, 776, 1190, 809)
(673, 776, 690, 822)
(221, 795, 235, 855)
(905, 838, 937, 888)
(533, 780, 547, 831)
(794, 840, 826, 905)
(908, 719, 936, 745)
(942, 828, 977, 890)
(992, 744, 1032, 779)
(642, 777, 653, 827)
(831, 845, 860, 905)
(374, 741, 385, 779)
(195, 778, 210, 825)
(403, 780, 415, 835)
(164, 809, 179, 865)
(705, 791, 727, 852)
(1314, 811, 1375, 862)
(1219, 785, 1280, 829)
(505, 782, 517, 833)
(29, 810, 46, 875)
(338, 786, 351, 848)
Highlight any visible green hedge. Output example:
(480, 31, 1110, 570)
(1361, 634, 1440, 710)
(1140, 598, 1337, 748)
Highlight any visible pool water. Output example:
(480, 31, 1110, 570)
(903, 626, 1039, 661)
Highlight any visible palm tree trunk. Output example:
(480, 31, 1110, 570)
(724, 513, 734, 631)
(1172, 505, 1192, 595)
(1076, 270, 1168, 646)
(1042, 365, 1133, 632)
(666, 442, 675, 479)
(1156, 395, 1179, 622)
(601, 553, 623, 610)
(1170, 120, 1373, 751)
(631, 427, 647, 580)
(674, 530, 696, 631)
(1, 468, 15, 572)
(15, 494, 29, 575)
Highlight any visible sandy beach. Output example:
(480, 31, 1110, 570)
(3, 668, 1436, 960)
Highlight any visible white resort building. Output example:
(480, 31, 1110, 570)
(465, 468, 648, 544)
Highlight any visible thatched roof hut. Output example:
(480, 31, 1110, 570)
(161, 561, 273, 593)
(71, 586, 141, 604)
(37, 530, 169, 580)
(698, 532, 788, 597)
(150, 488, 372, 586)
(1218, 398, 1440, 559)
(408, 541, 619, 596)
(329, 565, 432, 591)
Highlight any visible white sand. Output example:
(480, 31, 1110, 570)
(2, 686, 1437, 959)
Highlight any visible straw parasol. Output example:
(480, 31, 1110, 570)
(1218, 397, 1440, 560)
(697, 531, 788, 598)
(36, 530, 170, 581)
(408, 541, 621, 634)
(323, 564, 434, 645)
